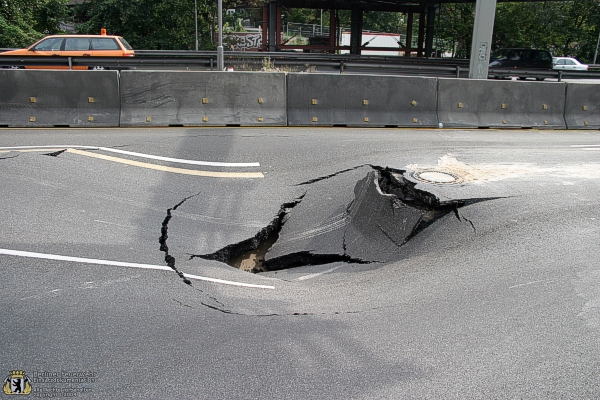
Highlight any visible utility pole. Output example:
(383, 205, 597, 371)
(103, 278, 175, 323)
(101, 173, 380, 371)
(594, 30, 600, 65)
(194, 0, 198, 51)
(217, 0, 224, 70)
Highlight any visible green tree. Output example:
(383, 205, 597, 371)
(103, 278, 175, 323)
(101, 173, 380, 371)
(0, 0, 68, 48)
(436, 0, 600, 62)
(437, 3, 475, 58)
(493, 0, 600, 62)
(363, 11, 405, 33)
(75, 0, 216, 50)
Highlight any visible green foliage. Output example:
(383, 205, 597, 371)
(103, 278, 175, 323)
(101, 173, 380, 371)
(0, 0, 68, 48)
(492, 0, 600, 62)
(363, 11, 406, 33)
(2, 0, 599, 61)
(75, 0, 216, 50)
(436, 0, 600, 62)
(284, 8, 324, 25)
(437, 3, 476, 58)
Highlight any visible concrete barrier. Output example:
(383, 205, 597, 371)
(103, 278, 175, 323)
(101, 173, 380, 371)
(287, 74, 438, 127)
(119, 71, 287, 127)
(564, 83, 600, 129)
(437, 78, 566, 129)
(0, 70, 120, 127)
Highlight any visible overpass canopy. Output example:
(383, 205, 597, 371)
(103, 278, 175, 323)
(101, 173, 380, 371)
(259, 0, 565, 56)
(273, 0, 563, 12)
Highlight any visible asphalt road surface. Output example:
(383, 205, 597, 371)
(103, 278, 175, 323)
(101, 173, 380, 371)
(1, 127, 599, 399)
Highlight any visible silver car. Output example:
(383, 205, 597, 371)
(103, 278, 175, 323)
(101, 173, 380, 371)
(552, 57, 589, 71)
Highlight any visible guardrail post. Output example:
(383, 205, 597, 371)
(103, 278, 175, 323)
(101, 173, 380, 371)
(210, 58, 213, 71)
(68, 57, 72, 70)
(340, 61, 344, 74)
(456, 66, 460, 78)
(558, 71, 562, 82)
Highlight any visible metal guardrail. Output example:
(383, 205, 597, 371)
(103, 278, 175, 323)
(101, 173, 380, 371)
(1, 52, 600, 80)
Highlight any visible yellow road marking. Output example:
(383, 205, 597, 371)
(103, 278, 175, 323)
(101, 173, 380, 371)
(65, 148, 264, 178)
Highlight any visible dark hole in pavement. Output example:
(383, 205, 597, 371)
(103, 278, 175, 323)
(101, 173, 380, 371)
(193, 167, 467, 273)
(44, 149, 67, 157)
(193, 195, 305, 273)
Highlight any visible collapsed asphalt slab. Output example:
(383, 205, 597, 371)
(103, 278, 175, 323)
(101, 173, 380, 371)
(197, 165, 470, 273)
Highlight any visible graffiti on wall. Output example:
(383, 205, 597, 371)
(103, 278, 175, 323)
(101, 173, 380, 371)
(223, 33, 262, 51)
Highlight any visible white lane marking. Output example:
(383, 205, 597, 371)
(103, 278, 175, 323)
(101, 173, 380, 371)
(297, 265, 342, 281)
(570, 145, 600, 147)
(0, 249, 275, 290)
(94, 220, 135, 228)
(0, 145, 260, 167)
(181, 272, 274, 289)
(508, 280, 545, 289)
(66, 148, 264, 178)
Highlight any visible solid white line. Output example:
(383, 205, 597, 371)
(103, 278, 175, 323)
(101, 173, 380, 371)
(0, 249, 275, 290)
(570, 145, 600, 148)
(0, 145, 260, 167)
(181, 272, 274, 289)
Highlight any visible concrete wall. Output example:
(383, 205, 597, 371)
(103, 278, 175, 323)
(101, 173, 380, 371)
(564, 83, 600, 129)
(287, 74, 438, 127)
(0, 70, 120, 127)
(1, 70, 596, 130)
(120, 71, 287, 127)
(437, 78, 566, 129)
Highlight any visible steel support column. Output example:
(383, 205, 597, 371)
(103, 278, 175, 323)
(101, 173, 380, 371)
(276, 6, 282, 47)
(405, 12, 413, 56)
(417, 11, 425, 57)
(425, 6, 436, 57)
(329, 9, 336, 53)
(468, 0, 497, 79)
(350, 4, 362, 55)
(262, 6, 268, 51)
(269, 1, 277, 52)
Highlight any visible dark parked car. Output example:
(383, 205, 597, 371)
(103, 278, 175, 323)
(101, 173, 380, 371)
(489, 48, 553, 80)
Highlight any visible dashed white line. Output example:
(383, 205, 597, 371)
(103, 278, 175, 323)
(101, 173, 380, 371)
(0, 248, 275, 290)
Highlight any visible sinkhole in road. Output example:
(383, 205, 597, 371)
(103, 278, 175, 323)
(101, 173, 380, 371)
(194, 166, 470, 273)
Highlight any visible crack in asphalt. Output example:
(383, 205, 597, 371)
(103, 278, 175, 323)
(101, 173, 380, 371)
(159, 193, 200, 285)
(295, 165, 368, 186)
(190, 192, 307, 272)
(172, 297, 393, 317)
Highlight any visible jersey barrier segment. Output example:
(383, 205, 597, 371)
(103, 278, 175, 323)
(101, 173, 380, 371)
(119, 71, 287, 127)
(437, 78, 567, 129)
(564, 82, 600, 129)
(0, 70, 120, 128)
(1, 70, 597, 130)
(287, 74, 438, 127)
